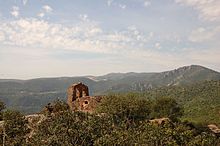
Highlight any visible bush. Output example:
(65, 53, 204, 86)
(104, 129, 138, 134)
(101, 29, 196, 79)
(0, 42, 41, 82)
(152, 97, 183, 121)
(3, 110, 29, 146)
(95, 94, 152, 123)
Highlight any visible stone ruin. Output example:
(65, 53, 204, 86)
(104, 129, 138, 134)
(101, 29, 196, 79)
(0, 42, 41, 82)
(67, 82, 102, 113)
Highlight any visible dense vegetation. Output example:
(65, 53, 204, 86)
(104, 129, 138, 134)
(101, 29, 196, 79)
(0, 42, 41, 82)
(142, 81, 220, 125)
(0, 96, 219, 146)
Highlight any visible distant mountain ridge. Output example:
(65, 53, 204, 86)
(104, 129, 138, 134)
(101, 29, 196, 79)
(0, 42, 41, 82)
(0, 65, 220, 113)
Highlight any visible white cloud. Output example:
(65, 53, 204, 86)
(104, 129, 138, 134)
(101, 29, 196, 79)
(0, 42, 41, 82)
(175, 0, 220, 21)
(144, 1, 151, 7)
(107, 0, 113, 6)
(149, 32, 154, 38)
(11, 6, 19, 18)
(155, 43, 161, 49)
(1, 18, 218, 77)
(38, 12, 45, 18)
(0, 32, 5, 41)
(103, 33, 131, 42)
(0, 18, 150, 54)
(38, 5, 53, 18)
(22, 0, 28, 5)
(79, 14, 88, 21)
(189, 26, 220, 42)
(43, 5, 53, 13)
(106, 0, 126, 9)
(1, 18, 219, 78)
(119, 4, 126, 9)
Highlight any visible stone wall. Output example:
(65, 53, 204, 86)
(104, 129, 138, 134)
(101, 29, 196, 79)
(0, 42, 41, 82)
(73, 96, 102, 113)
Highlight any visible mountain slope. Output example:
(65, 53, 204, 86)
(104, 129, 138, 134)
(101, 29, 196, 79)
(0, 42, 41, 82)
(142, 80, 220, 125)
(93, 65, 220, 93)
(0, 65, 220, 113)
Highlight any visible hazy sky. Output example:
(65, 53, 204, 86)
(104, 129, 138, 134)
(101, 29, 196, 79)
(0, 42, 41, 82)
(0, 0, 220, 79)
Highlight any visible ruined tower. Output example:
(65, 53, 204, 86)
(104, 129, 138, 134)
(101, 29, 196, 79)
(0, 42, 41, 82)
(67, 82, 89, 110)
(67, 82, 102, 113)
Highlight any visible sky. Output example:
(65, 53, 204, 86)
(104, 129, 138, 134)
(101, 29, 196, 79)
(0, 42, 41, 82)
(0, 0, 220, 79)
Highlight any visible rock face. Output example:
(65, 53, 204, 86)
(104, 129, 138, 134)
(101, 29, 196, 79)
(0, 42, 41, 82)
(67, 82, 102, 113)
(208, 124, 220, 134)
(149, 118, 171, 125)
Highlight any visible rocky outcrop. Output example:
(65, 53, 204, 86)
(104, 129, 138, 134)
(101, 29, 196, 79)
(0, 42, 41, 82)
(208, 124, 220, 134)
(149, 118, 171, 125)
(25, 114, 46, 139)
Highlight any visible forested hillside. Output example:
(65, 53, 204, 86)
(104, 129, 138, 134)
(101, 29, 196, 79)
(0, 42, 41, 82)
(0, 65, 220, 114)
(142, 80, 220, 125)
